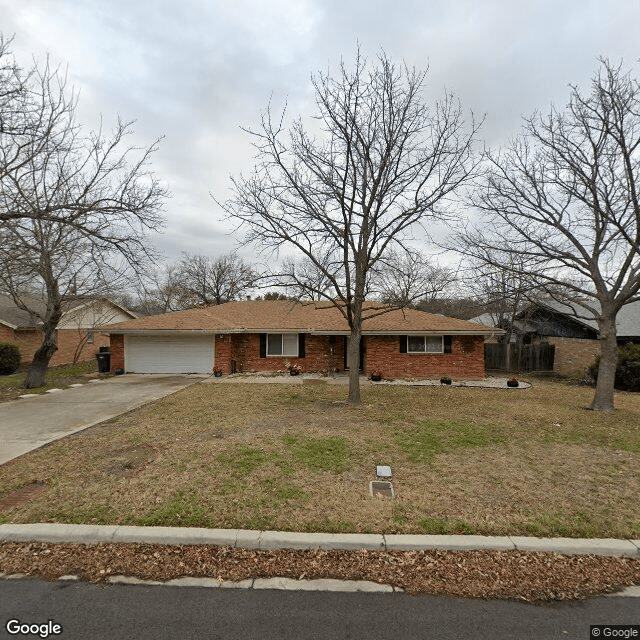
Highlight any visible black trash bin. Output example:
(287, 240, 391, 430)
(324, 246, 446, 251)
(96, 349, 111, 373)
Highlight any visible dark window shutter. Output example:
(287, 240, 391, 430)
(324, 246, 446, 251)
(399, 335, 407, 353)
(298, 333, 306, 358)
(444, 335, 452, 353)
(259, 333, 267, 358)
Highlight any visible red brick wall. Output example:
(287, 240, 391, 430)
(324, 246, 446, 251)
(214, 334, 233, 373)
(109, 334, 125, 372)
(216, 333, 346, 374)
(0, 325, 108, 367)
(212, 332, 483, 379)
(544, 336, 600, 377)
(365, 335, 485, 379)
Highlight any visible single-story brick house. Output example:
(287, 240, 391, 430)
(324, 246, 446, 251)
(0, 294, 136, 367)
(105, 300, 502, 378)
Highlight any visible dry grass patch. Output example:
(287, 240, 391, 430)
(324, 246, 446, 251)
(1, 379, 639, 536)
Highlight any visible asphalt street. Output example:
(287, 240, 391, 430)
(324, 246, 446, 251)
(1, 578, 639, 640)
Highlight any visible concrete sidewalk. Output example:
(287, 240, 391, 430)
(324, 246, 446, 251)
(1, 523, 639, 557)
(0, 374, 204, 464)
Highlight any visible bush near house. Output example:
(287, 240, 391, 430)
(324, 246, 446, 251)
(589, 344, 640, 392)
(0, 342, 21, 375)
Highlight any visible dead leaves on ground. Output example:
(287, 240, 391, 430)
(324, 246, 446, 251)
(1, 542, 639, 603)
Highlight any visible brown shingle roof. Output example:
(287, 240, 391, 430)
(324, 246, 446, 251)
(0, 294, 41, 329)
(105, 300, 501, 335)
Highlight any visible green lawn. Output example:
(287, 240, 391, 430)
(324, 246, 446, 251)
(1, 378, 639, 538)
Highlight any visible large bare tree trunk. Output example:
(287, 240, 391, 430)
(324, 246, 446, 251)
(503, 334, 511, 371)
(347, 325, 362, 405)
(23, 324, 58, 388)
(347, 296, 364, 405)
(589, 316, 618, 411)
(23, 290, 63, 389)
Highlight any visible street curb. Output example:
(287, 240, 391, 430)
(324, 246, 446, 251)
(1, 524, 639, 557)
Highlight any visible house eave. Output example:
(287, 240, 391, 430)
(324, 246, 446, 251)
(107, 329, 218, 336)
(0, 319, 18, 330)
(359, 329, 504, 336)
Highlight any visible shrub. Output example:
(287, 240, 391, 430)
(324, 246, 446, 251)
(0, 342, 21, 375)
(589, 343, 640, 392)
(616, 343, 640, 392)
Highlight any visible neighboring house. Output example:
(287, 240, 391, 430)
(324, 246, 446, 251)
(0, 294, 137, 367)
(105, 300, 502, 378)
(471, 299, 640, 376)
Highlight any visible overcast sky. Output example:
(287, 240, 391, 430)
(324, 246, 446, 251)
(2, 0, 640, 266)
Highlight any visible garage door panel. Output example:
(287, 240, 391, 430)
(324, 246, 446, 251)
(125, 335, 214, 374)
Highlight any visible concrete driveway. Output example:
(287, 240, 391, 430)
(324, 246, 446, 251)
(0, 374, 205, 465)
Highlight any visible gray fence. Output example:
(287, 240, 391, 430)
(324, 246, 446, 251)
(484, 342, 555, 372)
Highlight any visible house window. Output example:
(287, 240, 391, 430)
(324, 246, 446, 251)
(266, 333, 299, 357)
(407, 335, 443, 353)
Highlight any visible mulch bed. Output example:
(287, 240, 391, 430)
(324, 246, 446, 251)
(1, 542, 639, 603)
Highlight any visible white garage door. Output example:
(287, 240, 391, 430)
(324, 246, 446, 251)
(125, 335, 215, 374)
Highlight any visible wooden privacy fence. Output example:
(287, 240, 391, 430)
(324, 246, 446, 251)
(484, 342, 555, 372)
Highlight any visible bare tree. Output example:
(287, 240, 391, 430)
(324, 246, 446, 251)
(456, 59, 640, 411)
(0, 35, 165, 257)
(460, 256, 544, 372)
(464, 255, 537, 340)
(133, 263, 185, 315)
(374, 249, 457, 307)
(120, 253, 256, 314)
(258, 291, 294, 301)
(175, 252, 256, 307)
(0, 217, 132, 386)
(281, 252, 339, 301)
(223, 51, 479, 404)
(416, 296, 485, 320)
(0, 44, 166, 388)
(0, 35, 65, 186)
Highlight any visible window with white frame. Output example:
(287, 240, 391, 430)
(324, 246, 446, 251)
(266, 333, 298, 357)
(407, 335, 443, 353)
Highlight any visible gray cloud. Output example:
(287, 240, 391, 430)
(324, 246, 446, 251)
(2, 0, 640, 262)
